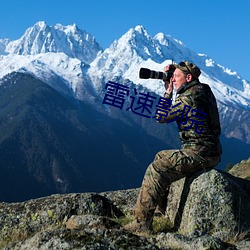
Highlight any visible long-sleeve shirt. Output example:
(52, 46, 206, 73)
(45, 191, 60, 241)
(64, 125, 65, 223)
(157, 80, 222, 157)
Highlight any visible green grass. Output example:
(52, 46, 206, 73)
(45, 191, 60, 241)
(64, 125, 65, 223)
(152, 216, 174, 234)
(113, 214, 174, 234)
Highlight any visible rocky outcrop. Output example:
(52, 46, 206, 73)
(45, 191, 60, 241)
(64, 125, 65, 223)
(1, 169, 250, 249)
(165, 169, 250, 240)
(229, 158, 250, 180)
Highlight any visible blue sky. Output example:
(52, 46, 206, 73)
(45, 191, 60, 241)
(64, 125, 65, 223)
(1, 0, 250, 81)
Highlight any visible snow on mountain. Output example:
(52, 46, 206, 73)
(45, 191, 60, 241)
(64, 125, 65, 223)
(5, 21, 102, 64)
(88, 26, 172, 80)
(0, 22, 250, 112)
(89, 25, 250, 111)
(0, 39, 9, 55)
(0, 52, 99, 103)
(0, 22, 104, 103)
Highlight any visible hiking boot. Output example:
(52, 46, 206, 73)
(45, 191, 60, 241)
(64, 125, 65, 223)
(124, 219, 152, 234)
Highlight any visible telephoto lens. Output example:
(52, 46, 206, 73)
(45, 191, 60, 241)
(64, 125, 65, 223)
(139, 68, 167, 80)
(139, 65, 176, 82)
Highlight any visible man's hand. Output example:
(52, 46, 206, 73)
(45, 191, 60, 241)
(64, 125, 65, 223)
(163, 65, 174, 94)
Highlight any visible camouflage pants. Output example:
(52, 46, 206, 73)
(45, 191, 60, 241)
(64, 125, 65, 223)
(134, 149, 220, 222)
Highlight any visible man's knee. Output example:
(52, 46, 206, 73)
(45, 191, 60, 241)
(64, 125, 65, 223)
(154, 150, 176, 161)
(152, 150, 177, 171)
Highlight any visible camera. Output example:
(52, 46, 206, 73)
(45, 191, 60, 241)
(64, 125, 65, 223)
(139, 64, 176, 82)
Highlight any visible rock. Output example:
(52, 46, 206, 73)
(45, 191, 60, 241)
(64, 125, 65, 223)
(0, 193, 124, 248)
(4, 228, 161, 250)
(165, 169, 250, 241)
(1, 168, 250, 249)
(100, 188, 140, 215)
(156, 232, 228, 250)
(229, 157, 250, 180)
(65, 214, 120, 230)
(235, 240, 250, 250)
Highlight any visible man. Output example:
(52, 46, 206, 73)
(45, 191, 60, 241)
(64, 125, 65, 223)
(124, 61, 222, 233)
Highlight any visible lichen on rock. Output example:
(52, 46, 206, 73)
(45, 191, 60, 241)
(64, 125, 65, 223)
(1, 168, 250, 249)
(165, 169, 250, 241)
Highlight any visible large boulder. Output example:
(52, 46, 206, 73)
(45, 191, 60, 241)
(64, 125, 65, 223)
(0, 193, 124, 248)
(1, 169, 250, 249)
(229, 158, 250, 180)
(165, 169, 250, 241)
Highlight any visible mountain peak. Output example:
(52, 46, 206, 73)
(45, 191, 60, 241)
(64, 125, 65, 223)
(134, 25, 147, 34)
(125, 25, 151, 41)
(5, 22, 102, 64)
(34, 21, 48, 29)
(54, 23, 79, 34)
(154, 32, 185, 47)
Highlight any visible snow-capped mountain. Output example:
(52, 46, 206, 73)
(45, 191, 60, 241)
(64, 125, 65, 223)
(0, 52, 99, 102)
(0, 22, 250, 144)
(3, 21, 102, 64)
(0, 39, 9, 55)
(1, 22, 249, 110)
(0, 21, 103, 101)
(0, 22, 250, 200)
(89, 25, 250, 111)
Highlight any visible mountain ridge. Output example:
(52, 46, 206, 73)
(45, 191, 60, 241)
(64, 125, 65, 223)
(1, 22, 249, 109)
(0, 22, 249, 201)
(3, 21, 102, 64)
(0, 72, 175, 202)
